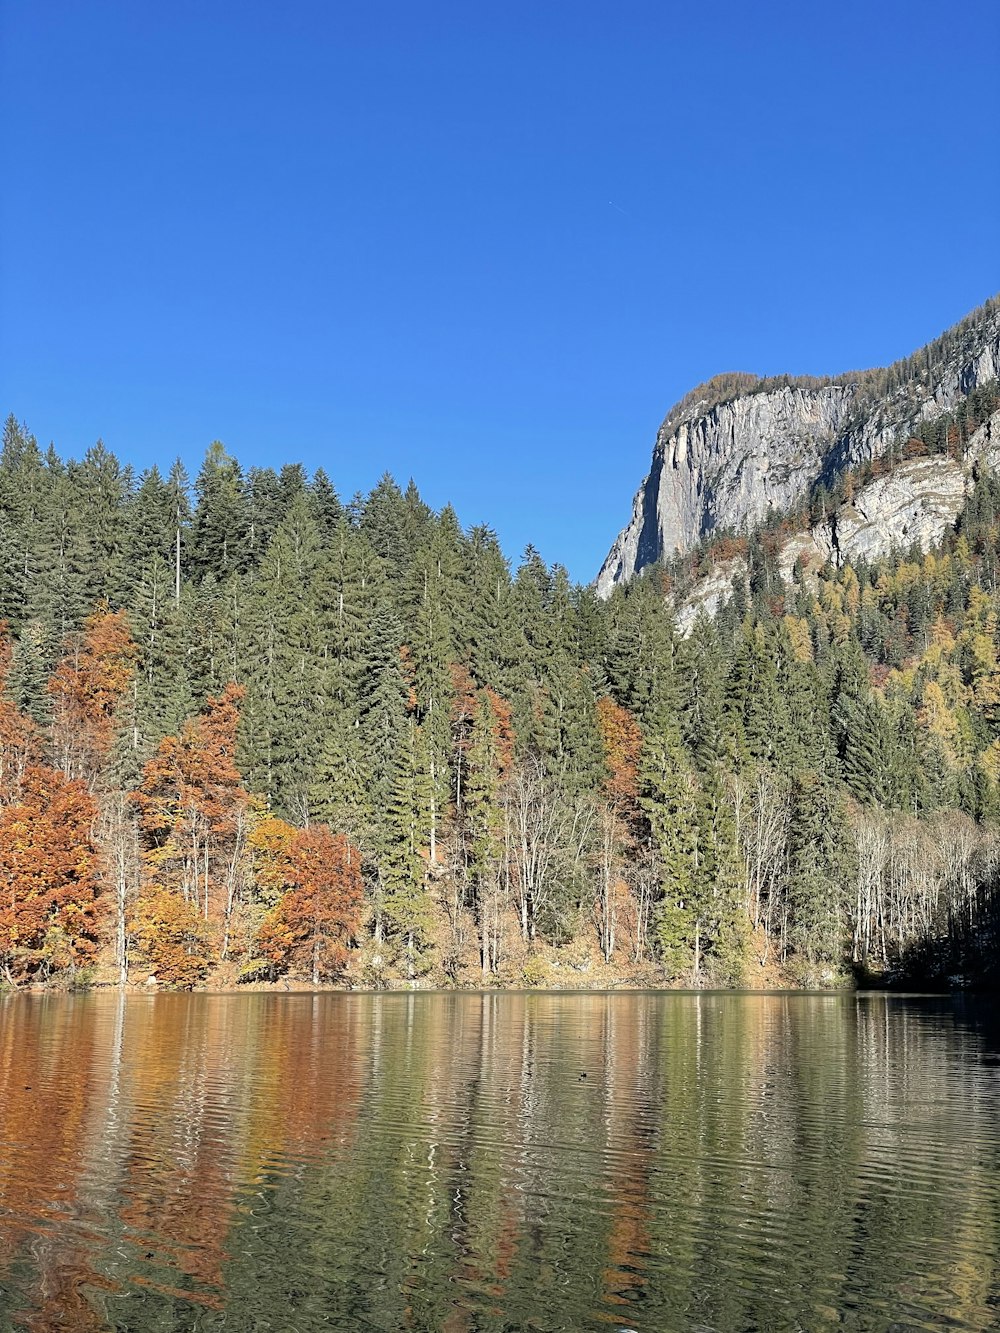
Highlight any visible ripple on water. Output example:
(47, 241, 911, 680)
(1, 992, 999, 1331)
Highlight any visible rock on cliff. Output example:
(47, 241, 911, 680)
(597, 299, 1000, 597)
(672, 409, 1000, 635)
(825, 456, 969, 566)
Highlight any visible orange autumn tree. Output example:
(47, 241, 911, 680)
(596, 696, 643, 823)
(256, 825, 364, 983)
(0, 625, 102, 984)
(48, 606, 138, 787)
(129, 683, 249, 984)
(0, 624, 38, 803)
(594, 696, 645, 963)
(48, 608, 139, 986)
(0, 765, 102, 984)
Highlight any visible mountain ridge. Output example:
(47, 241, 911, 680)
(597, 297, 1000, 596)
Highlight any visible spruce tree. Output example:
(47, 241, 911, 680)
(241, 495, 323, 818)
(463, 693, 504, 969)
(787, 772, 853, 971)
(190, 441, 249, 581)
(640, 705, 698, 977)
(378, 717, 433, 975)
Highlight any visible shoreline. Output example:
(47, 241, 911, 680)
(3, 977, 970, 998)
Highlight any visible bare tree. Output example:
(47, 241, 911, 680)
(99, 792, 140, 984)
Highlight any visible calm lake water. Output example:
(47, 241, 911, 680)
(1, 991, 999, 1332)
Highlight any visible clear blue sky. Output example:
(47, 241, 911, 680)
(1, 1, 997, 581)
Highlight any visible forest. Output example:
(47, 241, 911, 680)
(1, 403, 999, 991)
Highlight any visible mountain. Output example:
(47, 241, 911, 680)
(596, 298, 1000, 597)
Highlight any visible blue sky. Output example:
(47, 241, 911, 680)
(1, 1, 997, 582)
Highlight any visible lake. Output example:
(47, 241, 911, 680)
(0, 990, 998, 1331)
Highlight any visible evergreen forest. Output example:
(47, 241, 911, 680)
(2, 407, 1000, 991)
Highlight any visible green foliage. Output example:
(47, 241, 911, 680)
(5, 368, 1000, 990)
(787, 772, 854, 968)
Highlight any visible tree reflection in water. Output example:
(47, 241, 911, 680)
(0, 991, 998, 1331)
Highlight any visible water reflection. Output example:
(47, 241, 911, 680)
(0, 991, 998, 1330)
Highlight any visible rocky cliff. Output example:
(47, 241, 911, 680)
(671, 407, 1000, 635)
(597, 299, 1000, 597)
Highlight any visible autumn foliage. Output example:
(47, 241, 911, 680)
(0, 625, 101, 984)
(129, 887, 215, 989)
(596, 697, 643, 819)
(246, 812, 297, 906)
(482, 688, 515, 776)
(48, 607, 137, 785)
(256, 825, 364, 982)
(130, 684, 248, 917)
(0, 764, 100, 983)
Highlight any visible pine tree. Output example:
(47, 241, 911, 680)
(309, 468, 342, 545)
(402, 518, 459, 862)
(310, 707, 371, 851)
(787, 772, 853, 971)
(725, 619, 783, 767)
(463, 692, 509, 972)
(359, 473, 409, 573)
(245, 466, 283, 568)
(378, 717, 432, 975)
(678, 617, 728, 769)
(240, 496, 323, 819)
(605, 571, 680, 725)
(640, 705, 698, 977)
(358, 600, 409, 808)
(691, 762, 747, 984)
(166, 458, 192, 605)
(71, 442, 132, 607)
(26, 455, 89, 648)
(315, 520, 386, 706)
(129, 554, 194, 749)
(840, 694, 908, 808)
(465, 525, 510, 690)
(125, 468, 175, 593)
(190, 442, 249, 581)
(0, 417, 46, 629)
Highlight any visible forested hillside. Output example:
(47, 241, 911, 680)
(1, 411, 999, 990)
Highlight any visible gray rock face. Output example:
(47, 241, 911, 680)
(672, 453, 976, 635)
(674, 556, 748, 636)
(598, 304, 1000, 596)
(826, 457, 969, 566)
(967, 407, 1000, 471)
(599, 386, 853, 598)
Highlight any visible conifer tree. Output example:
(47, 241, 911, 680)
(692, 762, 747, 984)
(309, 467, 342, 544)
(357, 601, 408, 810)
(310, 708, 370, 851)
(463, 691, 512, 973)
(640, 706, 698, 977)
(402, 519, 459, 861)
(241, 496, 323, 818)
(166, 458, 192, 605)
(360, 473, 409, 572)
(678, 616, 728, 769)
(378, 717, 432, 974)
(787, 772, 853, 970)
(465, 525, 510, 690)
(0, 417, 46, 628)
(190, 442, 249, 581)
(72, 442, 132, 607)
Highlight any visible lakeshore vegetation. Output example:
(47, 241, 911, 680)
(2, 411, 1000, 989)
